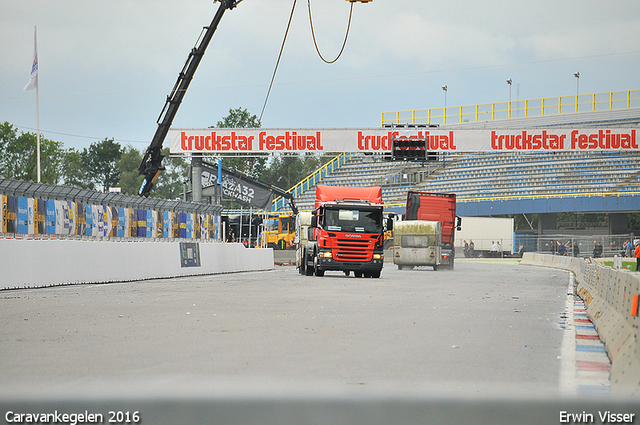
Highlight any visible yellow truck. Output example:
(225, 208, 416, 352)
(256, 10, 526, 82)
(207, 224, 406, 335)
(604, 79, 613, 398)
(393, 220, 442, 271)
(262, 212, 296, 250)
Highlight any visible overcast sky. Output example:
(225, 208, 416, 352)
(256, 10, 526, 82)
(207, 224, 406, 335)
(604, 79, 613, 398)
(2, 0, 639, 151)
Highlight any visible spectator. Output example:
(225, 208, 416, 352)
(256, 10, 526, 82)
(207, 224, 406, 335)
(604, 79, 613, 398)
(557, 241, 566, 256)
(572, 241, 580, 257)
(635, 241, 640, 271)
(463, 240, 470, 258)
(518, 243, 526, 258)
(469, 240, 475, 258)
(491, 241, 498, 258)
(592, 241, 603, 258)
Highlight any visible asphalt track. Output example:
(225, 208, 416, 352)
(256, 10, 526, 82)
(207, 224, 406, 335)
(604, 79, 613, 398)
(1, 260, 577, 395)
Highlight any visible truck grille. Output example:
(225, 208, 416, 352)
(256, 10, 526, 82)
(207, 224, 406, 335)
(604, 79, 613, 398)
(334, 238, 372, 261)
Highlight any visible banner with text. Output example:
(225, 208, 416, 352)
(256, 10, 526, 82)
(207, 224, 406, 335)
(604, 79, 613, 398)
(170, 128, 640, 154)
(201, 162, 274, 210)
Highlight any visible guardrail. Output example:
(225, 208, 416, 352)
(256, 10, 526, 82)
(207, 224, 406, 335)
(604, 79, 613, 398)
(521, 252, 640, 397)
(1, 177, 223, 240)
(382, 89, 640, 126)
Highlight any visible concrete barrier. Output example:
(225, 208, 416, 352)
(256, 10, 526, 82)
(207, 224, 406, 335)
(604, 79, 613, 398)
(0, 238, 274, 290)
(521, 252, 640, 397)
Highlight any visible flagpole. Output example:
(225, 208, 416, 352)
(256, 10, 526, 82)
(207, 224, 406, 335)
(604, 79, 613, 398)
(34, 26, 41, 183)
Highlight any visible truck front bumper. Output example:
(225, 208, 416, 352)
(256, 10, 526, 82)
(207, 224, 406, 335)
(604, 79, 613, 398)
(317, 255, 384, 272)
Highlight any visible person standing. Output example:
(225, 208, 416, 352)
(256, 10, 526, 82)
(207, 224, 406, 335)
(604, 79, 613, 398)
(491, 241, 498, 258)
(557, 241, 566, 256)
(463, 240, 469, 258)
(518, 243, 526, 258)
(469, 240, 475, 258)
(635, 241, 640, 271)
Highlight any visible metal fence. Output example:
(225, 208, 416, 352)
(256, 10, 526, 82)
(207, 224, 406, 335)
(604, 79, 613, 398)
(455, 233, 637, 259)
(0, 178, 223, 216)
(1, 177, 224, 240)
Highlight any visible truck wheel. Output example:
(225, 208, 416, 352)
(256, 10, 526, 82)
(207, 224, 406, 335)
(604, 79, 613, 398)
(344, 271, 350, 277)
(449, 259, 454, 270)
(397, 265, 403, 271)
(355, 271, 363, 278)
(305, 258, 314, 276)
(433, 265, 438, 271)
(371, 270, 381, 278)
(304, 248, 314, 276)
(314, 257, 324, 277)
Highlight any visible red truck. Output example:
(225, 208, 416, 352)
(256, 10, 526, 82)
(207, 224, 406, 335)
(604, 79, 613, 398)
(301, 185, 391, 278)
(404, 191, 461, 269)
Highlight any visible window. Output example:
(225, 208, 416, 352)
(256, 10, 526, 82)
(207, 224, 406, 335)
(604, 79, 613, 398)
(324, 208, 382, 233)
(401, 235, 431, 248)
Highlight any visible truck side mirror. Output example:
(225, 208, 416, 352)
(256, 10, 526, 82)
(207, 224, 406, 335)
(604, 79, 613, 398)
(310, 215, 317, 228)
(386, 217, 394, 231)
(456, 216, 462, 231)
(307, 227, 315, 242)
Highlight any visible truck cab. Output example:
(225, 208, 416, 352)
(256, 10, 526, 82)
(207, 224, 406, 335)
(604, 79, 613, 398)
(405, 191, 460, 270)
(302, 185, 389, 278)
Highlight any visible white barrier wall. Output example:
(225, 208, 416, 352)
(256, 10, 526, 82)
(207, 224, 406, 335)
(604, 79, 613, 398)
(521, 252, 640, 397)
(0, 238, 274, 290)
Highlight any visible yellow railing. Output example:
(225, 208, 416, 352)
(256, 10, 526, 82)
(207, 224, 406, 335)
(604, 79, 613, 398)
(381, 89, 640, 126)
(271, 152, 352, 211)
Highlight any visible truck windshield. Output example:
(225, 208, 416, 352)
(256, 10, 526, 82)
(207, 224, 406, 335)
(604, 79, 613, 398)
(324, 208, 382, 233)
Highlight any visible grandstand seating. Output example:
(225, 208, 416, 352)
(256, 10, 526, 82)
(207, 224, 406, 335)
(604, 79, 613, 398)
(285, 150, 640, 212)
(275, 105, 640, 213)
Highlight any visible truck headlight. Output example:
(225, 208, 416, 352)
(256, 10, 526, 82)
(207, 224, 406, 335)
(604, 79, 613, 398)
(373, 254, 383, 260)
(320, 251, 332, 258)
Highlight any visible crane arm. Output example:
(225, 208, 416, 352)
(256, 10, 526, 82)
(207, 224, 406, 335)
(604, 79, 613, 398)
(138, 0, 241, 197)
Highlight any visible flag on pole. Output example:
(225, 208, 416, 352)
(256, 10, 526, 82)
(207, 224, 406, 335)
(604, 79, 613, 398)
(24, 27, 38, 91)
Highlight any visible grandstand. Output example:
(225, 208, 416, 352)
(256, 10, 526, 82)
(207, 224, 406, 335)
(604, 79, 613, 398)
(274, 90, 640, 215)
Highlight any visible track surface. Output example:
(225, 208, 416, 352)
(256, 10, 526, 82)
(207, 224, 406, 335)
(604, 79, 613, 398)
(0, 260, 581, 397)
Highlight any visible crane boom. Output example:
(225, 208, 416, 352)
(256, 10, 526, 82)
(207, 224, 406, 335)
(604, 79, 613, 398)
(138, 0, 241, 197)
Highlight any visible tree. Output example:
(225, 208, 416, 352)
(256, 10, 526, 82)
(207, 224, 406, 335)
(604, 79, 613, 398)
(211, 107, 267, 180)
(153, 148, 189, 200)
(116, 145, 143, 195)
(261, 153, 324, 190)
(84, 138, 122, 192)
(60, 148, 92, 189)
(216, 107, 261, 128)
(0, 122, 65, 184)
